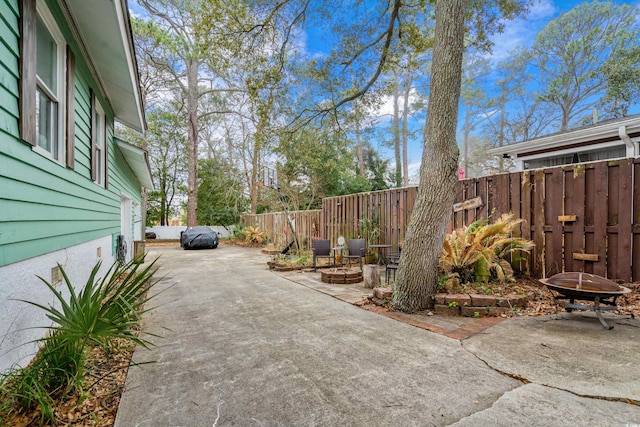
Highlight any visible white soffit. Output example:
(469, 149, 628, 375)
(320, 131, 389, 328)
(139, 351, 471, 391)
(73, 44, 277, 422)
(116, 139, 154, 190)
(488, 115, 640, 157)
(64, 0, 144, 132)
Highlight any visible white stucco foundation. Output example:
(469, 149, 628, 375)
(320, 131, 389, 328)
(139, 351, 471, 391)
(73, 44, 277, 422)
(0, 236, 115, 373)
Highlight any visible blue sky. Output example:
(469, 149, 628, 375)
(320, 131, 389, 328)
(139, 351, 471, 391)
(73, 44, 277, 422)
(346, 0, 640, 181)
(130, 0, 640, 181)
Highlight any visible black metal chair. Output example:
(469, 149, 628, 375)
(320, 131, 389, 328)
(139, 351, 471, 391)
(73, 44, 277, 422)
(312, 239, 333, 271)
(344, 239, 366, 270)
(386, 252, 401, 284)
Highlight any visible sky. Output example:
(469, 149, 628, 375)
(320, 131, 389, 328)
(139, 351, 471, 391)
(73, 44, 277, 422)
(347, 0, 640, 182)
(130, 0, 640, 182)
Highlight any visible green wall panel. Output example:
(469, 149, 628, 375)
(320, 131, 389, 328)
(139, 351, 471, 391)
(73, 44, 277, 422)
(0, 0, 145, 266)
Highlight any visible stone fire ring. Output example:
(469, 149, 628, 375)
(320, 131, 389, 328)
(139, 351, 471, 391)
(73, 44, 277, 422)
(321, 268, 363, 284)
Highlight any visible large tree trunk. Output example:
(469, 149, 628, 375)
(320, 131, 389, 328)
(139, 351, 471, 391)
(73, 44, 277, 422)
(186, 59, 200, 226)
(392, 0, 464, 313)
(249, 130, 261, 214)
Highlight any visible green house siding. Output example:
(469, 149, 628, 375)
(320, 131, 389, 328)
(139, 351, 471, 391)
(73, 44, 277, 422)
(0, 0, 143, 266)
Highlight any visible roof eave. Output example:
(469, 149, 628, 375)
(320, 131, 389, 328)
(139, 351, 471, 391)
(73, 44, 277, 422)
(115, 139, 154, 190)
(62, 0, 145, 132)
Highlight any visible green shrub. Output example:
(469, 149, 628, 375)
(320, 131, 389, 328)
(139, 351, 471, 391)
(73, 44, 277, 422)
(440, 213, 534, 287)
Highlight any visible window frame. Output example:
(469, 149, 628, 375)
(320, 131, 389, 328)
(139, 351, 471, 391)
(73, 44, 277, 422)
(32, 0, 66, 165)
(91, 92, 108, 187)
(20, 0, 75, 168)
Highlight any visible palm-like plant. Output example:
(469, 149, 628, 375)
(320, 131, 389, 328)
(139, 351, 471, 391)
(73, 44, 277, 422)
(243, 225, 267, 243)
(440, 213, 534, 285)
(1, 258, 161, 422)
(25, 258, 160, 352)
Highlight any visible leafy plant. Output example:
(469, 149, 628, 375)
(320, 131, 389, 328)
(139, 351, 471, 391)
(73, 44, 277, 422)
(231, 223, 245, 240)
(243, 225, 267, 244)
(0, 258, 159, 424)
(358, 217, 381, 246)
(440, 213, 534, 286)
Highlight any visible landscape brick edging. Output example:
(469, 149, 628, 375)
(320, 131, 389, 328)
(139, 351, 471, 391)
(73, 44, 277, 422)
(434, 292, 530, 317)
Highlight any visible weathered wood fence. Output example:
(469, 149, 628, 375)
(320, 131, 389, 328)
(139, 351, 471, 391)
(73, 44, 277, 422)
(243, 158, 640, 281)
(242, 210, 322, 252)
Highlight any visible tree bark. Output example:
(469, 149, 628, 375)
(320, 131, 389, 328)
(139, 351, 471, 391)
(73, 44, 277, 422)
(392, 0, 465, 313)
(186, 59, 200, 226)
(356, 119, 365, 177)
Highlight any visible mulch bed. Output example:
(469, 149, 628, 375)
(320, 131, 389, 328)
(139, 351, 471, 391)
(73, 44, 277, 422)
(1, 339, 135, 426)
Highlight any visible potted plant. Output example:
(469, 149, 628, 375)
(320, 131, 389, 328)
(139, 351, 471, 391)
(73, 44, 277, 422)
(358, 218, 382, 264)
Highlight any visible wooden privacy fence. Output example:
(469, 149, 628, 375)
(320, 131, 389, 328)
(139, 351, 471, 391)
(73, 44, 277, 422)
(242, 210, 322, 252)
(242, 158, 640, 281)
(321, 187, 418, 250)
(454, 158, 640, 282)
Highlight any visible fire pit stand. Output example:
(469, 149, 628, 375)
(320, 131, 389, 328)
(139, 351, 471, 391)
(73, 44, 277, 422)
(539, 273, 631, 330)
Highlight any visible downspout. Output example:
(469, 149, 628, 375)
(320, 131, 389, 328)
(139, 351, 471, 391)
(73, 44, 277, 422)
(619, 125, 635, 157)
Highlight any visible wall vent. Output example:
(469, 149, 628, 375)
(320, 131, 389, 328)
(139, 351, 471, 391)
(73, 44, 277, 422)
(51, 266, 62, 285)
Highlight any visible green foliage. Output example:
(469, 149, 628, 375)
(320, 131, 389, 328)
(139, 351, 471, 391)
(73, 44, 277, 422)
(533, 1, 639, 127)
(0, 259, 159, 423)
(119, 108, 187, 226)
(440, 213, 534, 287)
(243, 225, 267, 244)
(231, 224, 245, 240)
(197, 158, 248, 226)
(601, 44, 640, 117)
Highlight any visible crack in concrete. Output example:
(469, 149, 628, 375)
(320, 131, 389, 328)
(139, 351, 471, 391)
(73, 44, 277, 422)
(460, 341, 639, 407)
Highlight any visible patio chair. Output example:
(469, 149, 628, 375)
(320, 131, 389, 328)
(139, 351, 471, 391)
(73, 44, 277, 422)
(312, 239, 333, 271)
(344, 239, 366, 270)
(386, 252, 401, 285)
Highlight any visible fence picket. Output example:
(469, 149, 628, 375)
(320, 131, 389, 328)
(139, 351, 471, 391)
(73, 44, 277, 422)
(243, 158, 636, 280)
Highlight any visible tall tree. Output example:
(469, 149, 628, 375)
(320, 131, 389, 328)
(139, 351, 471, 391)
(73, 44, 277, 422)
(459, 53, 492, 178)
(533, 1, 639, 130)
(135, 1, 223, 226)
(601, 44, 640, 117)
(119, 108, 187, 225)
(197, 157, 248, 226)
(392, 0, 530, 312)
(391, 0, 466, 312)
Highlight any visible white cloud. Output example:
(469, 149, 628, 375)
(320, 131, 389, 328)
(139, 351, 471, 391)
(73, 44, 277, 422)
(366, 88, 423, 121)
(527, 0, 557, 19)
(485, 0, 558, 61)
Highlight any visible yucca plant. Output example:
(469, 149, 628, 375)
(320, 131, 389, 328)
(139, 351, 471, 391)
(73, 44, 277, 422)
(0, 258, 160, 424)
(25, 258, 160, 353)
(440, 213, 534, 286)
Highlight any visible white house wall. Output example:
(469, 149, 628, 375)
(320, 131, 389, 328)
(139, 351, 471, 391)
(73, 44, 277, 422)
(0, 236, 114, 373)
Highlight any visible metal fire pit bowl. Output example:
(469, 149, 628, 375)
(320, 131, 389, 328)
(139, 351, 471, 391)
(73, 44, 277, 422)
(539, 272, 631, 330)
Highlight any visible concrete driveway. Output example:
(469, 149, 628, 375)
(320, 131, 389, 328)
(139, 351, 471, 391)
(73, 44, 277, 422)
(115, 245, 640, 426)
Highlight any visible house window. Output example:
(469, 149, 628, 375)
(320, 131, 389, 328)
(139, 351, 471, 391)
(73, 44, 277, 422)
(33, 2, 66, 163)
(91, 94, 108, 187)
(523, 146, 628, 170)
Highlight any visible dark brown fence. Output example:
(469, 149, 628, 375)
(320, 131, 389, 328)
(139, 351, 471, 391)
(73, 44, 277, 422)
(242, 158, 640, 281)
(453, 158, 640, 282)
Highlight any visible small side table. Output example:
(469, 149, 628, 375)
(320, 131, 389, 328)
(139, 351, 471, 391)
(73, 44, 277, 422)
(369, 244, 391, 265)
